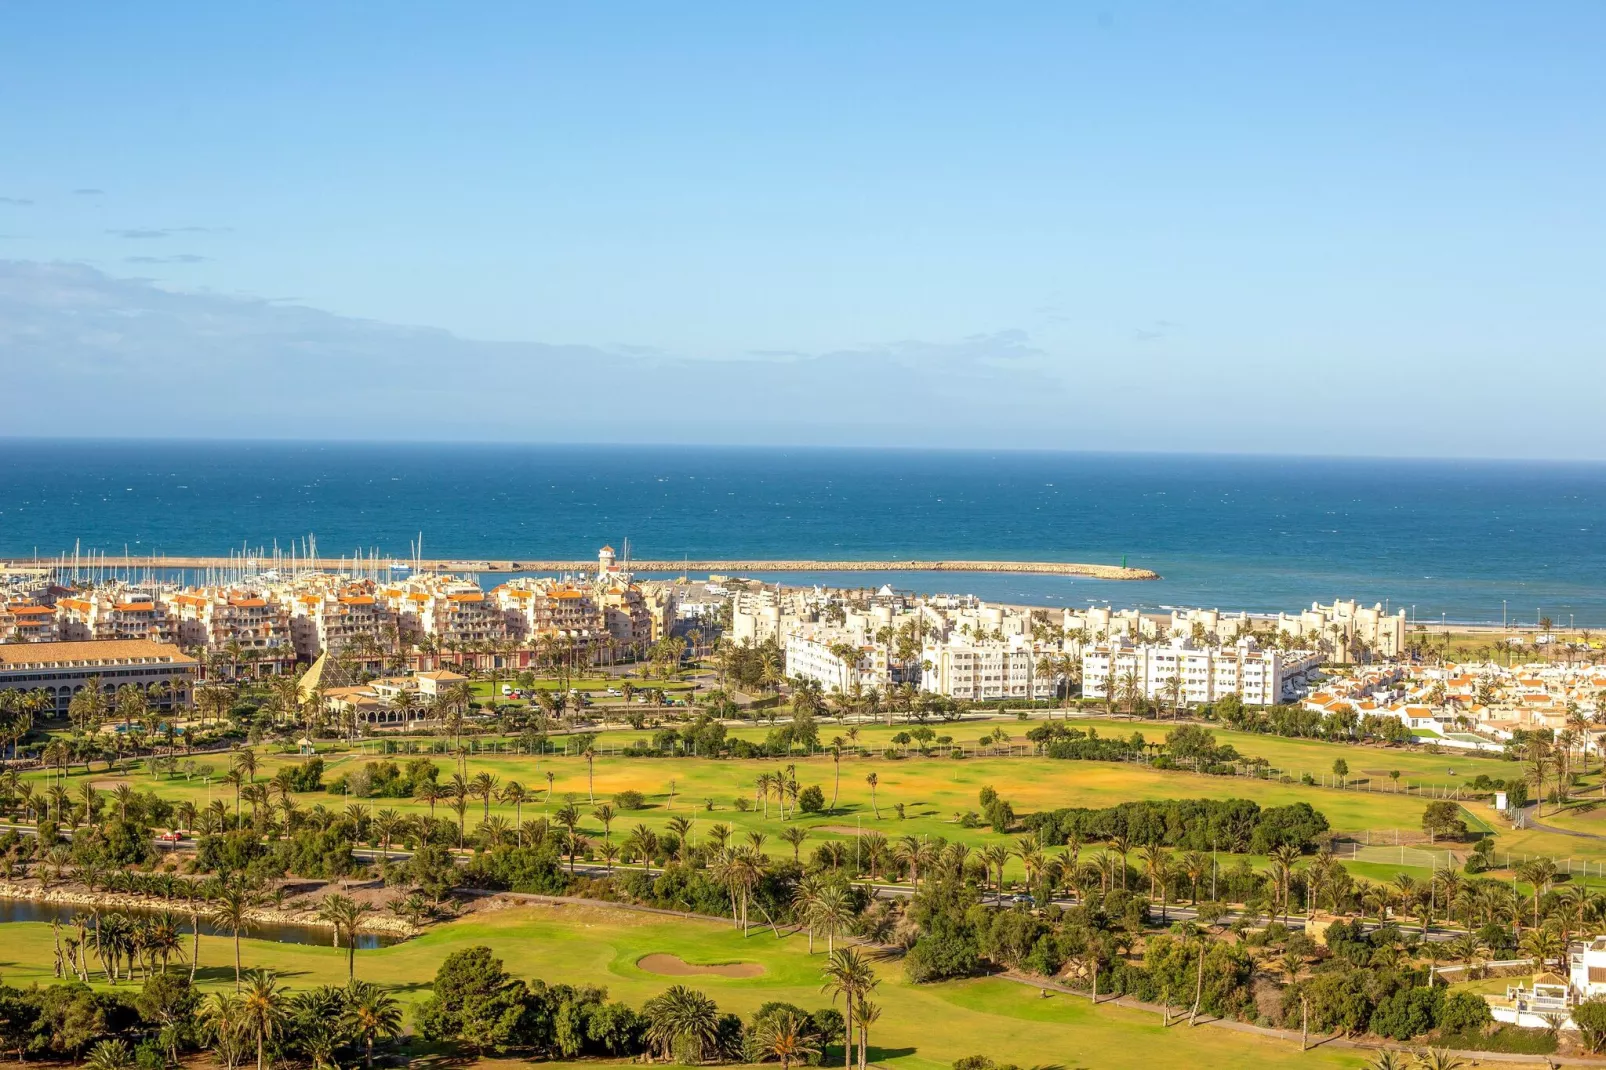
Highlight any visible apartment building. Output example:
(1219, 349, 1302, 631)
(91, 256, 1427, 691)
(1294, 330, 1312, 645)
(921, 636, 1061, 701)
(0, 602, 58, 642)
(167, 588, 294, 668)
(493, 580, 602, 643)
(56, 592, 178, 644)
(1082, 637, 1320, 707)
(1272, 599, 1407, 662)
(290, 587, 395, 660)
(784, 625, 873, 693)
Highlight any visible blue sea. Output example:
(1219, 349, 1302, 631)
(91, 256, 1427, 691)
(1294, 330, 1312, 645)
(1, 440, 1603, 625)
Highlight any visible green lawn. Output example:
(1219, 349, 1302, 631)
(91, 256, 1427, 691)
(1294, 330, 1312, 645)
(0, 899, 1368, 1070)
(26, 714, 1601, 883)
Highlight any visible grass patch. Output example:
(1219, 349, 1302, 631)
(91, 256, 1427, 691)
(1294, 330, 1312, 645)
(0, 902, 1366, 1070)
(1434, 1024, 1556, 1054)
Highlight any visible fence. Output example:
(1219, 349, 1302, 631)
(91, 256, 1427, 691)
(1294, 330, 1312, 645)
(1347, 844, 1460, 869)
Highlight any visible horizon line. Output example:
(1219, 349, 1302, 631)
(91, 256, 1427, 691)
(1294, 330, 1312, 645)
(2, 434, 1603, 467)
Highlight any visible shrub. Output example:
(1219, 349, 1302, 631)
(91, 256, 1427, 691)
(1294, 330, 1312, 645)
(798, 785, 825, 813)
(614, 790, 646, 811)
(1438, 991, 1492, 1035)
(905, 932, 981, 983)
(1575, 998, 1606, 1054)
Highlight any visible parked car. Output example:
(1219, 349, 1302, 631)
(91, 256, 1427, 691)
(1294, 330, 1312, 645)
(158, 831, 186, 843)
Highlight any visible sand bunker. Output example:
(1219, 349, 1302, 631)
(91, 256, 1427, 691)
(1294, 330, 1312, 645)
(637, 953, 764, 978)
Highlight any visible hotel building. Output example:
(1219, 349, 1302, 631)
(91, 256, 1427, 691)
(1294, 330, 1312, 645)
(0, 639, 197, 714)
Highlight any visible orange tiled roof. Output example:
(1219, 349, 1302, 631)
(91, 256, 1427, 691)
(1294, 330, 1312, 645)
(0, 639, 197, 668)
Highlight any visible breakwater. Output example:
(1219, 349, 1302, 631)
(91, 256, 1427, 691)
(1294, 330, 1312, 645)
(19, 556, 1160, 580)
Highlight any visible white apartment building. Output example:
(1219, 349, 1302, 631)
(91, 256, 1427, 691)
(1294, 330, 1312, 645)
(1273, 599, 1407, 663)
(921, 637, 1061, 701)
(730, 587, 821, 646)
(784, 626, 876, 693)
(1082, 637, 1320, 707)
(1063, 605, 1159, 642)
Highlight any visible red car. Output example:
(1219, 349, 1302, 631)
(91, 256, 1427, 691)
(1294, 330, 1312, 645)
(158, 831, 186, 843)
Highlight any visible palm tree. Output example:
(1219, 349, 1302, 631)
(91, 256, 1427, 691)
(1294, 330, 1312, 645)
(212, 887, 252, 990)
(1520, 926, 1565, 974)
(756, 1009, 821, 1070)
(404, 773, 440, 816)
(811, 883, 854, 955)
(1413, 1050, 1467, 1070)
(318, 894, 375, 979)
(198, 991, 249, 1070)
(1517, 857, 1558, 928)
(554, 803, 583, 874)
(865, 772, 880, 819)
(660, 815, 691, 863)
(448, 773, 470, 846)
(499, 780, 528, 842)
(593, 802, 617, 842)
(342, 979, 403, 1069)
(853, 998, 881, 1070)
(626, 823, 659, 871)
(641, 984, 721, 1063)
(781, 825, 809, 862)
(598, 839, 620, 873)
(793, 874, 824, 953)
(821, 948, 878, 1070)
(1268, 843, 1301, 923)
(470, 771, 499, 820)
(238, 969, 288, 1070)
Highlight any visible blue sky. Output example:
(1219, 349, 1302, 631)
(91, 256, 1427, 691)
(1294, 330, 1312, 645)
(1, 3, 1603, 454)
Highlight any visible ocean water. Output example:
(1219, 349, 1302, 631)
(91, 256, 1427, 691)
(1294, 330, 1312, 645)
(1, 440, 1603, 625)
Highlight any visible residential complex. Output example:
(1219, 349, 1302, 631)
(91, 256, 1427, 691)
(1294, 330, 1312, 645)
(1082, 636, 1322, 706)
(0, 547, 674, 675)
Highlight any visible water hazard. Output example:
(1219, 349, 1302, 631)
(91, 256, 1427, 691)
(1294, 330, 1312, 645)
(0, 898, 403, 948)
